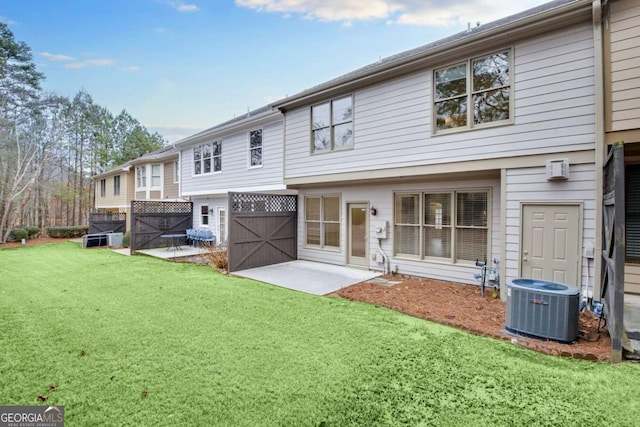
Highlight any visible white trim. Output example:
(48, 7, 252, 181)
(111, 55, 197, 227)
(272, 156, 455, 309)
(248, 128, 264, 169)
(182, 184, 290, 197)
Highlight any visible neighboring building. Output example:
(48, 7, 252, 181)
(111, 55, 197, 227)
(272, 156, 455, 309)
(175, 106, 293, 244)
(273, 0, 601, 299)
(92, 144, 181, 231)
(604, 0, 640, 295)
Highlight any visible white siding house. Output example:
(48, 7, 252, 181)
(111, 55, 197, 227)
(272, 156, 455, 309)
(274, 0, 600, 299)
(175, 106, 293, 244)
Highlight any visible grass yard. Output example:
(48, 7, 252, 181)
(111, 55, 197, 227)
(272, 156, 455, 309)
(1, 242, 639, 426)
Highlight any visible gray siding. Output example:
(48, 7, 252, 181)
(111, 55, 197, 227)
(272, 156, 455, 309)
(297, 177, 501, 285)
(609, 0, 640, 131)
(284, 23, 595, 179)
(504, 163, 596, 297)
(181, 120, 286, 196)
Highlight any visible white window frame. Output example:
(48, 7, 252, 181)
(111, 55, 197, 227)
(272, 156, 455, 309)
(201, 204, 210, 226)
(100, 179, 106, 197)
(217, 207, 226, 244)
(248, 129, 263, 168)
(136, 166, 146, 189)
(212, 140, 222, 173)
(394, 189, 490, 265)
(174, 160, 179, 183)
(310, 95, 354, 154)
(113, 175, 120, 196)
(151, 164, 162, 189)
(194, 143, 214, 176)
(433, 48, 513, 135)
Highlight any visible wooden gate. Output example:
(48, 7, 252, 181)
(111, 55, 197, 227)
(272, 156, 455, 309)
(89, 212, 126, 234)
(228, 193, 297, 272)
(602, 142, 625, 362)
(130, 201, 192, 251)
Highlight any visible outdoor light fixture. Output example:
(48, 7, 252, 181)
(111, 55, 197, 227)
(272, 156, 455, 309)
(370, 207, 377, 216)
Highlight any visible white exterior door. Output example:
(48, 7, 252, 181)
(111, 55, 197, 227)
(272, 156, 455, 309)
(521, 204, 580, 285)
(348, 203, 368, 267)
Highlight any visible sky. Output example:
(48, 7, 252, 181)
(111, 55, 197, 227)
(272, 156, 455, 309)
(2, 0, 550, 142)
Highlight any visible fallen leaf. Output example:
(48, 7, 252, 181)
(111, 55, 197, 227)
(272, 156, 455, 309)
(142, 391, 148, 398)
(37, 395, 48, 402)
(48, 385, 58, 392)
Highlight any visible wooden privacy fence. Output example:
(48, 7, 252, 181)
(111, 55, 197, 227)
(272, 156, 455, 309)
(602, 142, 624, 362)
(89, 212, 126, 234)
(228, 192, 297, 272)
(130, 201, 192, 251)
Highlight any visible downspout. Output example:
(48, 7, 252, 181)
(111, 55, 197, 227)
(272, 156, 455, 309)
(592, 0, 605, 301)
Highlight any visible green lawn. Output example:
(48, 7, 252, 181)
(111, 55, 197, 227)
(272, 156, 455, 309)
(1, 242, 639, 426)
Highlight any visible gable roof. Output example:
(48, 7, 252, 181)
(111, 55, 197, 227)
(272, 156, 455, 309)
(174, 105, 280, 148)
(273, 0, 592, 110)
(92, 144, 178, 179)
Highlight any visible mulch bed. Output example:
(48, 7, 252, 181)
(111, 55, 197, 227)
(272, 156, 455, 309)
(337, 275, 612, 362)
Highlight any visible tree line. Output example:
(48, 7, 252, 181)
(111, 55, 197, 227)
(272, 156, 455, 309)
(0, 22, 165, 242)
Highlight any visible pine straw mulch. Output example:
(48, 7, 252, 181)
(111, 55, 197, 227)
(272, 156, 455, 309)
(337, 275, 612, 362)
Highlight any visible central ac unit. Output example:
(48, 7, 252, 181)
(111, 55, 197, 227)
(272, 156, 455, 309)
(505, 279, 579, 343)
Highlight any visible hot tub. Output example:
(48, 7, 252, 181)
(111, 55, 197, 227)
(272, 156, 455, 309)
(505, 278, 580, 343)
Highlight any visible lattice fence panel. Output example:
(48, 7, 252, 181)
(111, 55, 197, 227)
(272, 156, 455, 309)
(230, 193, 297, 213)
(132, 201, 192, 214)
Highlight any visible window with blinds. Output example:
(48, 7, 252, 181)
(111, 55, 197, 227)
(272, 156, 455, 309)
(305, 195, 341, 249)
(626, 165, 640, 262)
(394, 190, 489, 263)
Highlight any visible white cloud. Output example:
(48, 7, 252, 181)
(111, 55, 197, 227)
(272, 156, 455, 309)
(40, 52, 74, 61)
(121, 66, 140, 72)
(64, 58, 114, 69)
(235, 0, 549, 27)
(0, 16, 18, 25)
(163, 1, 200, 12)
(235, 0, 397, 22)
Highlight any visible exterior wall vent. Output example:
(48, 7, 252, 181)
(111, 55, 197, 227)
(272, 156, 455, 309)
(546, 158, 569, 180)
(505, 279, 579, 343)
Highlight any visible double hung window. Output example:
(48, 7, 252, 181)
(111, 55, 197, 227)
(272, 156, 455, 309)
(249, 130, 262, 167)
(305, 196, 340, 249)
(151, 164, 161, 187)
(113, 175, 120, 196)
(194, 142, 221, 175)
(434, 50, 510, 132)
(136, 166, 146, 188)
(311, 96, 353, 153)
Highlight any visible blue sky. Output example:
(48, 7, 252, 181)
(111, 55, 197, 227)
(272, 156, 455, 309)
(2, 0, 549, 142)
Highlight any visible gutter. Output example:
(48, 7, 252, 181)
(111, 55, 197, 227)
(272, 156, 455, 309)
(174, 108, 282, 148)
(274, 0, 593, 111)
(592, 0, 605, 301)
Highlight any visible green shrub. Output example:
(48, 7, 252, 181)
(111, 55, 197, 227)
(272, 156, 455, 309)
(122, 231, 130, 248)
(46, 226, 89, 238)
(25, 226, 40, 238)
(10, 228, 28, 241)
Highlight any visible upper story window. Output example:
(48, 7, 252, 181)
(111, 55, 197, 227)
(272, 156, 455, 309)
(151, 164, 161, 187)
(212, 141, 221, 172)
(311, 95, 353, 153)
(434, 50, 510, 133)
(136, 166, 146, 189)
(113, 175, 120, 196)
(249, 129, 263, 167)
(194, 142, 221, 175)
(174, 160, 179, 183)
(100, 179, 106, 197)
